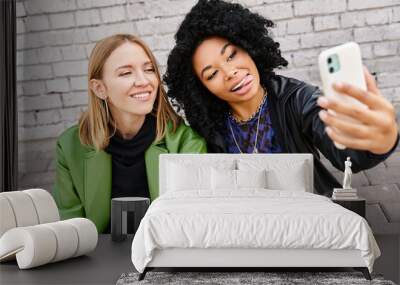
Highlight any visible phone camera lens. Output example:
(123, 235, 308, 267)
(327, 57, 332, 64)
(329, 67, 334, 73)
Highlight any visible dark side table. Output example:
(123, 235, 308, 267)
(111, 197, 150, 242)
(331, 198, 366, 218)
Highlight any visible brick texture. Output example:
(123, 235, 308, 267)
(16, 0, 400, 193)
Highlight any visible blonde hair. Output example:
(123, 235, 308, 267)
(79, 34, 180, 151)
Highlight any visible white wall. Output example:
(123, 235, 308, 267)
(16, 0, 400, 190)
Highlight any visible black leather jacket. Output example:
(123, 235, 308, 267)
(205, 75, 398, 196)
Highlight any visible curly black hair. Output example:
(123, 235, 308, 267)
(164, 0, 288, 143)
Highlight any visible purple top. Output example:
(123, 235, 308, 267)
(225, 96, 282, 153)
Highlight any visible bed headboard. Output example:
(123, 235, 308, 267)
(159, 153, 314, 195)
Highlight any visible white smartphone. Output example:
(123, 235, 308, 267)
(318, 42, 368, 149)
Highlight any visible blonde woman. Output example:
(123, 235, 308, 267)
(53, 34, 207, 233)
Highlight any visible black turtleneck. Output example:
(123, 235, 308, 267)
(105, 114, 156, 199)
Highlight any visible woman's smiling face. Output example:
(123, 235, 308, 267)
(101, 41, 159, 118)
(192, 36, 262, 104)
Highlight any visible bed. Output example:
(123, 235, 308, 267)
(131, 154, 380, 280)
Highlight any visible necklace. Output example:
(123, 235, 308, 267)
(229, 96, 265, 124)
(228, 92, 266, 153)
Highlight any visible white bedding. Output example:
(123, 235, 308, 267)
(131, 190, 380, 273)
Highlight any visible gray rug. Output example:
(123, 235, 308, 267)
(116, 271, 396, 285)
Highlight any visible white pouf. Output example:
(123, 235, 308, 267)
(0, 218, 98, 269)
(0, 189, 59, 237)
(0, 189, 98, 269)
(1, 191, 39, 228)
(24, 189, 60, 223)
(0, 196, 17, 237)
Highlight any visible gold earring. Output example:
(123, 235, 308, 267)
(103, 98, 117, 137)
(103, 97, 110, 121)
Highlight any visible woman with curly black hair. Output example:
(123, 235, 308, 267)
(164, 0, 399, 196)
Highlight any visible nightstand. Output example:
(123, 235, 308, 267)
(331, 198, 366, 218)
(111, 197, 150, 242)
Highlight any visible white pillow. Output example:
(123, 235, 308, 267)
(211, 168, 268, 190)
(236, 169, 268, 189)
(167, 162, 211, 191)
(266, 166, 306, 191)
(211, 168, 237, 190)
(237, 159, 308, 191)
(165, 157, 236, 171)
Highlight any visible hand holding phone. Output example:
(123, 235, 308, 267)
(318, 42, 368, 149)
(317, 42, 398, 154)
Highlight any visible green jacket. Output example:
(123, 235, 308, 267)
(53, 122, 207, 233)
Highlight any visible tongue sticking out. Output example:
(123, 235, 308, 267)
(232, 75, 254, 96)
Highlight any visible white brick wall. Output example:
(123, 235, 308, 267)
(16, 0, 400, 191)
